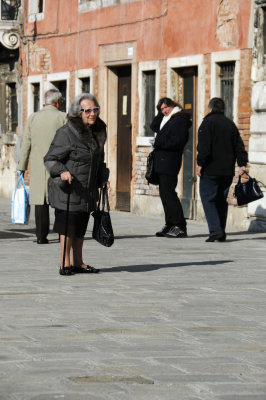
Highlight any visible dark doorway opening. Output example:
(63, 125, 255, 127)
(173, 66, 198, 219)
(50, 80, 67, 112)
(114, 65, 132, 212)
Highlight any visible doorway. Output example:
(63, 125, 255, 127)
(115, 66, 132, 211)
(49, 80, 67, 112)
(173, 67, 198, 219)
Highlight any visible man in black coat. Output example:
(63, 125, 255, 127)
(150, 97, 191, 238)
(197, 97, 248, 242)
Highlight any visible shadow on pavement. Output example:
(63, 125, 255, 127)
(113, 234, 157, 239)
(0, 230, 33, 239)
(0, 230, 60, 243)
(189, 231, 266, 240)
(7, 227, 36, 234)
(227, 230, 265, 236)
(84, 234, 156, 241)
(102, 260, 233, 273)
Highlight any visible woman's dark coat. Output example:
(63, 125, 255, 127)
(44, 116, 109, 212)
(150, 111, 190, 175)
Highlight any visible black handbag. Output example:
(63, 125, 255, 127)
(92, 186, 114, 247)
(145, 150, 159, 185)
(234, 173, 264, 206)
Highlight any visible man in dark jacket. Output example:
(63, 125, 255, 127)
(197, 97, 248, 242)
(150, 97, 191, 238)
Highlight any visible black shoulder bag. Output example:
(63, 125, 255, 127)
(234, 172, 265, 206)
(145, 150, 159, 185)
(92, 186, 114, 247)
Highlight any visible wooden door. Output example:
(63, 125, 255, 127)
(116, 66, 132, 211)
(178, 67, 198, 219)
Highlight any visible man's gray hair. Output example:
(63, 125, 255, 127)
(68, 93, 100, 118)
(44, 89, 63, 105)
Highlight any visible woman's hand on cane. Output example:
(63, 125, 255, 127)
(102, 181, 110, 189)
(61, 171, 72, 184)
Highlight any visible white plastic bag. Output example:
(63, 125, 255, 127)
(11, 173, 30, 224)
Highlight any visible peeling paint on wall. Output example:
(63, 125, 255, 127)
(0, 144, 17, 198)
(252, 5, 266, 81)
(27, 42, 52, 73)
(216, 0, 239, 48)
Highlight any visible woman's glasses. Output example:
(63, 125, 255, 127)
(80, 107, 99, 115)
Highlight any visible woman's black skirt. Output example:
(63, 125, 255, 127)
(53, 209, 90, 238)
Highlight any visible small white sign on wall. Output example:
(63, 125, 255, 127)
(128, 47, 133, 57)
(123, 95, 128, 115)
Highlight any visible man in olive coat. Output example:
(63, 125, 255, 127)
(18, 89, 67, 244)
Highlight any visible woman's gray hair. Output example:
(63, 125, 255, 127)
(68, 93, 100, 118)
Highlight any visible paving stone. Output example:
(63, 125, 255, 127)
(0, 198, 266, 399)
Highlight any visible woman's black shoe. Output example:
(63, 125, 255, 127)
(165, 226, 187, 238)
(73, 265, 100, 273)
(205, 234, 226, 242)
(59, 266, 75, 276)
(156, 225, 171, 237)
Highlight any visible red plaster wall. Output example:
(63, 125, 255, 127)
(18, 0, 254, 212)
(21, 0, 253, 76)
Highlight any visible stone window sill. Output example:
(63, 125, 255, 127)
(136, 136, 154, 147)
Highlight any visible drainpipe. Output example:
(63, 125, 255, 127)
(16, 2, 25, 166)
(16, 78, 23, 166)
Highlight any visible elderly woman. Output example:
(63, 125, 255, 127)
(44, 93, 109, 276)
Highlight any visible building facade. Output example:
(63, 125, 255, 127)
(1, 0, 266, 231)
(249, 0, 266, 230)
(0, 0, 21, 197)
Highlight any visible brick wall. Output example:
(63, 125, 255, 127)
(204, 54, 211, 114)
(133, 59, 167, 199)
(69, 71, 76, 101)
(134, 146, 159, 196)
(228, 49, 252, 205)
(237, 49, 252, 152)
(159, 60, 167, 97)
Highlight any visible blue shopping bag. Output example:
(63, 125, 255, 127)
(11, 172, 30, 224)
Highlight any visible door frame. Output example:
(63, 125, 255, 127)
(167, 55, 205, 219)
(98, 42, 137, 210)
(172, 66, 198, 219)
(115, 65, 132, 211)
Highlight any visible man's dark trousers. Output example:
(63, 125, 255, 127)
(200, 175, 233, 236)
(35, 201, 49, 241)
(158, 174, 186, 230)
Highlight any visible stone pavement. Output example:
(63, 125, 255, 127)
(0, 197, 266, 400)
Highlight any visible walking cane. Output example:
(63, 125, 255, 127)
(62, 187, 70, 270)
